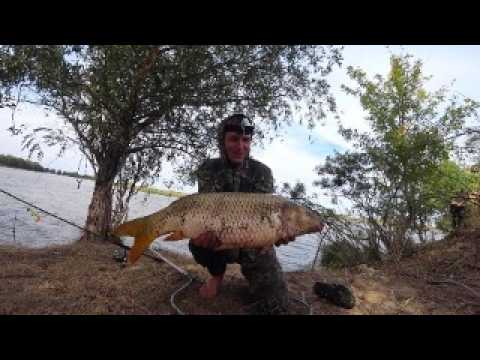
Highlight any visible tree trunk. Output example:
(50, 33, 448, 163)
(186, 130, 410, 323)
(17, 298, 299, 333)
(81, 160, 119, 241)
(81, 180, 113, 241)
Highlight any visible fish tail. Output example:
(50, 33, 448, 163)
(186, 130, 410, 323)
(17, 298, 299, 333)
(127, 233, 157, 264)
(113, 217, 158, 265)
(113, 213, 173, 265)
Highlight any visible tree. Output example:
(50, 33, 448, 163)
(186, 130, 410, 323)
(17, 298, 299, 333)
(315, 54, 479, 260)
(0, 45, 343, 240)
(279, 181, 307, 199)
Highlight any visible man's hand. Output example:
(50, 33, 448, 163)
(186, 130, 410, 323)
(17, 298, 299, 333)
(190, 231, 220, 249)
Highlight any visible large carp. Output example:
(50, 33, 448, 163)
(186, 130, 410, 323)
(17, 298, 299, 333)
(113, 192, 323, 264)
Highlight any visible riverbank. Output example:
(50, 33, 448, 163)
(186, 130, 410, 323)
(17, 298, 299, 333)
(1, 228, 479, 315)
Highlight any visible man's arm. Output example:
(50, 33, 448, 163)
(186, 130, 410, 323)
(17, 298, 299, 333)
(196, 161, 217, 193)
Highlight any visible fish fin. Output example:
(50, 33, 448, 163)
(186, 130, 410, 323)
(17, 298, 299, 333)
(113, 217, 146, 238)
(127, 233, 157, 265)
(164, 230, 185, 241)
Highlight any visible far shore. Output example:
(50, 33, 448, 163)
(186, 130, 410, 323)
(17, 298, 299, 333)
(0, 163, 186, 198)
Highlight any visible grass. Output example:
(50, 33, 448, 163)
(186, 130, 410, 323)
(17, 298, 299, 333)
(0, 239, 336, 315)
(137, 187, 186, 198)
(0, 240, 310, 314)
(2, 229, 479, 315)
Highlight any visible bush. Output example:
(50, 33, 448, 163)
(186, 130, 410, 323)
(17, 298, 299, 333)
(321, 240, 381, 269)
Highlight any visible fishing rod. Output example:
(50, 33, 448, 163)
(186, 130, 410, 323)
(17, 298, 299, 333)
(0, 186, 195, 315)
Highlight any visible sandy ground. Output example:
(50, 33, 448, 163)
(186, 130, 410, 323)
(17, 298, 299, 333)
(1, 229, 479, 315)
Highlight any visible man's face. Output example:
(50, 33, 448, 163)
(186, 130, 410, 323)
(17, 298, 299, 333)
(224, 131, 252, 165)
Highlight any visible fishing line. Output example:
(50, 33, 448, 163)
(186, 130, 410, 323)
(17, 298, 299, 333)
(1, 186, 316, 315)
(0, 186, 196, 315)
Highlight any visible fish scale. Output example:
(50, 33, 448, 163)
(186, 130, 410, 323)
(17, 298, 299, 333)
(113, 192, 323, 264)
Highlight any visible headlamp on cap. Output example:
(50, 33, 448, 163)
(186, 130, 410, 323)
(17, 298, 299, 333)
(223, 114, 254, 136)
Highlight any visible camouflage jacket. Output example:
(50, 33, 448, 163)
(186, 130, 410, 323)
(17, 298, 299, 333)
(195, 158, 274, 194)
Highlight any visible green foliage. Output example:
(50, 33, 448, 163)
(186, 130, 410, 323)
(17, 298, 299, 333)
(316, 54, 479, 260)
(321, 241, 363, 268)
(422, 160, 480, 231)
(0, 45, 343, 231)
(0, 45, 343, 172)
(279, 181, 307, 199)
(422, 160, 480, 211)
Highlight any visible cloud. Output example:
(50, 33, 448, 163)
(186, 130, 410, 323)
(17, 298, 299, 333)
(254, 135, 321, 192)
(252, 130, 351, 211)
(310, 45, 480, 152)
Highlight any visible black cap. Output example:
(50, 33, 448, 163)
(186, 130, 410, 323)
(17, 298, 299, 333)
(220, 114, 254, 137)
(216, 113, 255, 163)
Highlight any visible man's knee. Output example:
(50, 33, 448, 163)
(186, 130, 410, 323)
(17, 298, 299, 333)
(239, 248, 289, 314)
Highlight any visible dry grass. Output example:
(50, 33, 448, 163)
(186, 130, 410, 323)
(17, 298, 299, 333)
(378, 228, 480, 315)
(0, 240, 308, 315)
(287, 227, 480, 315)
(2, 229, 479, 315)
(0, 241, 180, 314)
(138, 187, 186, 198)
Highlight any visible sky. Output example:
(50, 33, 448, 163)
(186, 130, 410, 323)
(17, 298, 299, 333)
(1, 45, 480, 212)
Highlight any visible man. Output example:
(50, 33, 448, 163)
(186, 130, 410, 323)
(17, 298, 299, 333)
(450, 192, 466, 228)
(189, 113, 291, 315)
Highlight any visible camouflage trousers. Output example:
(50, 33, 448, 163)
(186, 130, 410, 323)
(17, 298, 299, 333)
(189, 242, 289, 315)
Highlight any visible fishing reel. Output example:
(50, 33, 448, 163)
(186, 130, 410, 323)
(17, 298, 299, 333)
(112, 248, 128, 263)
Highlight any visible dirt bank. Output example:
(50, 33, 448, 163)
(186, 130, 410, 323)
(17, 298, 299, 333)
(1, 230, 479, 315)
